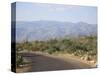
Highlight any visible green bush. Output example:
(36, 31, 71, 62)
(16, 55, 24, 67)
(16, 36, 97, 60)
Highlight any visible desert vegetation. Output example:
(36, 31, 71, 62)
(16, 35, 97, 67)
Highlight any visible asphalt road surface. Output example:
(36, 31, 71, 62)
(17, 52, 93, 72)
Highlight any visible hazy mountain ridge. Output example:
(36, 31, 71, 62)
(15, 21, 97, 42)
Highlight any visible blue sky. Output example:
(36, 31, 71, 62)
(16, 2, 97, 24)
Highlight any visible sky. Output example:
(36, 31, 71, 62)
(16, 2, 97, 24)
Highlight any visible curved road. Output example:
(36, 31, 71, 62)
(18, 52, 93, 72)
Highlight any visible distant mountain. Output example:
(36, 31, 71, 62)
(15, 21, 97, 42)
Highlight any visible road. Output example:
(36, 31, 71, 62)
(17, 52, 93, 72)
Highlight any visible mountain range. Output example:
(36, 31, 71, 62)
(15, 21, 97, 42)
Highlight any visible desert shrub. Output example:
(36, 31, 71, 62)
(16, 54, 24, 67)
(16, 48, 24, 67)
(16, 36, 97, 61)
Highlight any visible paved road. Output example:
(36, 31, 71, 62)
(18, 52, 93, 72)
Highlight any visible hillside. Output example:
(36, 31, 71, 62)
(15, 21, 97, 42)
